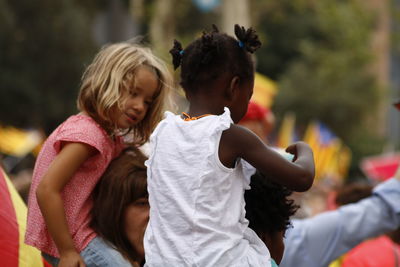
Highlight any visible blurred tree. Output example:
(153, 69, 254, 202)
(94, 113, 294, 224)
(142, 0, 223, 113)
(388, 0, 400, 150)
(149, 0, 175, 55)
(253, 0, 383, 169)
(0, 0, 96, 134)
(221, 0, 250, 35)
(137, 0, 221, 55)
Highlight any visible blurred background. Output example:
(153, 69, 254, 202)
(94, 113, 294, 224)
(1, 0, 400, 204)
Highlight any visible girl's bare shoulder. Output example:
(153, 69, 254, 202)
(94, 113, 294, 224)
(222, 124, 261, 146)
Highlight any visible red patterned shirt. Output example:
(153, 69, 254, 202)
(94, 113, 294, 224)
(25, 114, 124, 257)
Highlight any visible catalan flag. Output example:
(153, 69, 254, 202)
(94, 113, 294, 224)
(303, 121, 351, 181)
(252, 72, 278, 108)
(0, 166, 49, 266)
(276, 112, 296, 148)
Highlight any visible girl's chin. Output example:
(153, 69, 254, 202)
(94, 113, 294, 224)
(117, 119, 136, 129)
(135, 248, 145, 261)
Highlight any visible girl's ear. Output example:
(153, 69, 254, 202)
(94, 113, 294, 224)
(226, 76, 240, 100)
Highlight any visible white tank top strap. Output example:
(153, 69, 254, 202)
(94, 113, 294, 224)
(214, 107, 233, 133)
(164, 111, 176, 120)
(240, 159, 255, 190)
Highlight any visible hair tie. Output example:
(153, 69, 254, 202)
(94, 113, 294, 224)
(170, 39, 184, 70)
(179, 50, 184, 56)
(234, 24, 262, 53)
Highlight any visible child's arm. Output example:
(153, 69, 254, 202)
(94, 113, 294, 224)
(220, 124, 315, 192)
(36, 142, 96, 267)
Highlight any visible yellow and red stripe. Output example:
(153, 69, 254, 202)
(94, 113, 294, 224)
(0, 167, 48, 267)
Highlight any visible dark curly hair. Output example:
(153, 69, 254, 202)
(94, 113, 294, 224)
(245, 171, 299, 235)
(169, 24, 261, 93)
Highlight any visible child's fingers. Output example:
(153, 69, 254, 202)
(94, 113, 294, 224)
(285, 143, 297, 154)
(285, 143, 300, 162)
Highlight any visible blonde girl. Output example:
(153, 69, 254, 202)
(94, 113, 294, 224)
(25, 42, 172, 267)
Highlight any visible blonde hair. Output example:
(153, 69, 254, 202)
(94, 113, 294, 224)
(77, 42, 173, 145)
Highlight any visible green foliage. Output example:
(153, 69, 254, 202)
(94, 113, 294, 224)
(252, 0, 319, 80)
(254, 0, 383, 166)
(141, 0, 220, 46)
(173, 2, 220, 39)
(391, 0, 400, 55)
(0, 0, 96, 134)
(347, 126, 387, 173)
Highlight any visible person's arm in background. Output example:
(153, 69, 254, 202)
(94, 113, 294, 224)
(396, 166, 400, 180)
(280, 172, 400, 267)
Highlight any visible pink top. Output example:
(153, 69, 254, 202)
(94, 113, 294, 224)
(25, 114, 124, 257)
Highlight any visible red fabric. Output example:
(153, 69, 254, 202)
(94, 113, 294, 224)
(240, 101, 270, 122)
(43, 258, 52, 267)
(361, 154, 400, 181)
(342, 235, 400, 267)
(0, 169, 19, 267)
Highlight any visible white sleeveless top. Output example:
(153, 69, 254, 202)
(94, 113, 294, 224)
(144, 107, 271, 267)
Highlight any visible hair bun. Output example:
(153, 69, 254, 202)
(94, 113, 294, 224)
(200, 29, 218, 64)
(169, 39, 184, 70)
(234, 24, 262, 53)
(211, 24, 219, 33)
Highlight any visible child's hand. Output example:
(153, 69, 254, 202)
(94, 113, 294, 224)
(285, 141, 312, 162)
(59, 250, 86, 267)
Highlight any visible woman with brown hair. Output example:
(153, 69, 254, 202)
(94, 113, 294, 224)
(92, 147, 300, 266)
(91, 147, 149, 266)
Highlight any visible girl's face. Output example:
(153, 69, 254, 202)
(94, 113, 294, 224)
(230, 79, 254, 123)
(114, 66, 159, 129)
(123, 197, 150, 260)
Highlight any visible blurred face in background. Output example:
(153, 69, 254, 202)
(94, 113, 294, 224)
(91, 147, 149, 265)
(124, 197, 150, 260)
